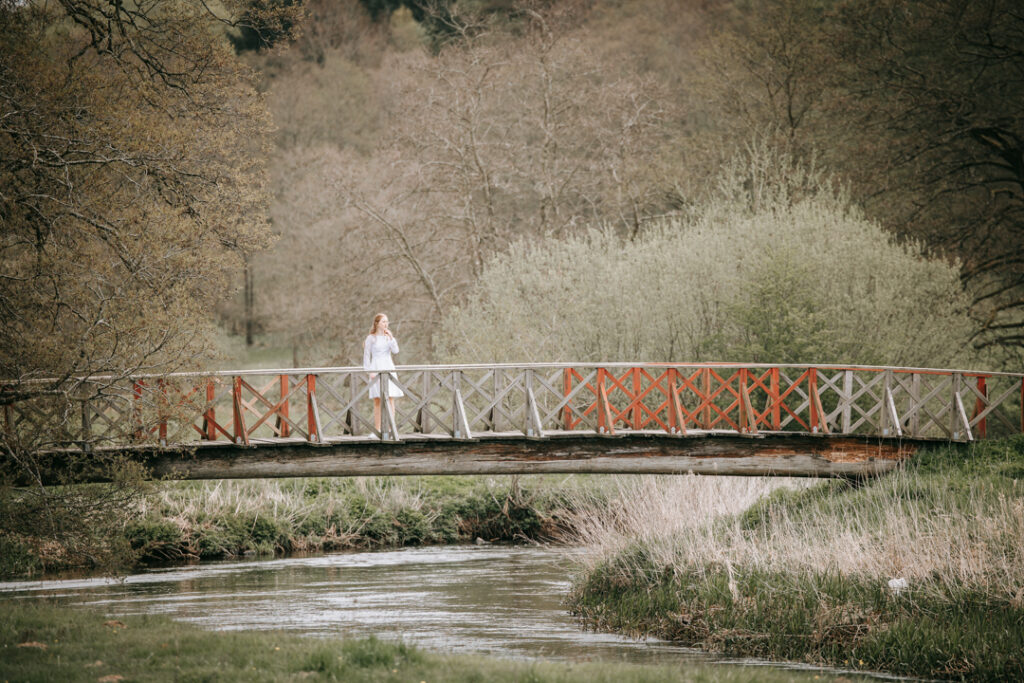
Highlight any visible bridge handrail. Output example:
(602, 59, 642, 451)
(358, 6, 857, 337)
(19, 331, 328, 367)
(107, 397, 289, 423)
(4, 361, 1022, 385)
(3, 362, 1021, 448)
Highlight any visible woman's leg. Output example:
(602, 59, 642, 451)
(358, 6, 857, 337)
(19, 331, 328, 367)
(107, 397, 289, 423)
(387, 398, 396, 429)
(373, 398, 382, 431)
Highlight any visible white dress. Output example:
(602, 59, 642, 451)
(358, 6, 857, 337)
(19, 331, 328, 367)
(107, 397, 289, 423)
(363, 334, 404, 399)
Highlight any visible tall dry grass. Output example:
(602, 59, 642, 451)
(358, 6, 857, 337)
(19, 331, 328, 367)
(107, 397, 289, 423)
(567, 468, 1024, 601)
(565, 475, 808, 570)
(135, 478, 439, 549)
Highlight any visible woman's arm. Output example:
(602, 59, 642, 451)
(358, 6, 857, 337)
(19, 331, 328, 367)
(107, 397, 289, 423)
(388, 334, 399, 355)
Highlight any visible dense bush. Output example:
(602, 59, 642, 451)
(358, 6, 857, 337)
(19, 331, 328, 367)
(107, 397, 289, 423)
(437, 168, 977, 368)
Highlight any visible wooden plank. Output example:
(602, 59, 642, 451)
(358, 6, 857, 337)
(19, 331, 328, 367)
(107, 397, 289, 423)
(453, 387, 473, 440)
(308, 378, 323, 443)
(953, 391, 973, 442)
(563, 368, 572, 430)
(115, 433, 917, 483)
(702, 367, 712, 429)
(884, 386, 902, 438)
(810, 380, 830, 435)
(668, 370, 687, 435)
(910, 373, 920, 437)
(525, 386, 545, 438)
(232, 377, 249, 445)
(597, 371, 616, 435)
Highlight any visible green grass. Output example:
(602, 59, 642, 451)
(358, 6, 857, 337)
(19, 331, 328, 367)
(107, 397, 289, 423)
(123, 475, 587, 563)
(2, 474, 604, 577)
(0, 601, 872, 682)
(568, 437, 1024, 681)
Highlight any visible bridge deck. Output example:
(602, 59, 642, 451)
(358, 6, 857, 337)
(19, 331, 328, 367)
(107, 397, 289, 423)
(6, 362, 1020, 481)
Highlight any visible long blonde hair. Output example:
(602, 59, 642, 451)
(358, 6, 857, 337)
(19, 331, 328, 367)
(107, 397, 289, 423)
(369, 313, 388, 336)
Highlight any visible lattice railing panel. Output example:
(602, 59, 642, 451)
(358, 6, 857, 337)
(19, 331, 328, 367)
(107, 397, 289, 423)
(4, 364, 1021, 450)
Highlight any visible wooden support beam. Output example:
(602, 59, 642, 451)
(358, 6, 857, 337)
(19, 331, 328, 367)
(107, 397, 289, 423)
(204, 380, 216, 441)
(973, 376, 987, 438)
(232, 377, 249, 445)
(767, 368, 780, 430)
(702, 368, 712, 429)
(909, 373, 921, 437)
(452, 388, 472, 440)
(525, 386, 545, 438)
(115, 433, 917, 483)
(954, 391, 973, 442)
(597, 370, 616, 435)
(810, 381, 830, 435)
(668, 370, 687, 435)
(562, 368, 572, 430)
(632, 367, 642, 430)
(841, 370, 853, 434)
(308, 376, 323, 443)
(883, 386, 902, 438)
(740, 376, 758, 434)
(276, 375, 290, 438)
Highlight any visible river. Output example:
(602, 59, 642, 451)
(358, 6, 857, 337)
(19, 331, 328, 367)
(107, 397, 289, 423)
(1, 545, 897, 679)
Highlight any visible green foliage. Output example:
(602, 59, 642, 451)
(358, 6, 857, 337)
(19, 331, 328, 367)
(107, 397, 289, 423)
(572, 562, 1024, 680)
(0, 455, 151, 577)
(125, 520, 186, 563)
(0, 475, 585, 575)
(438, 156, 977, 367)
(0, 601, 843, 683)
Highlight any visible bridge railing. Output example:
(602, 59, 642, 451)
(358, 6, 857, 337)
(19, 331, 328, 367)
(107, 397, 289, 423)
(3, 363, 1022, 450)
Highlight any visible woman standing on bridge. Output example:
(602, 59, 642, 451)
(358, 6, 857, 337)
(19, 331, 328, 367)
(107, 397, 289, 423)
(364, 313, 404, 432)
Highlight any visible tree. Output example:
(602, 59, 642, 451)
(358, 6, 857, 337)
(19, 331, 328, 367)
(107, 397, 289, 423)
(829, 0, 1024, 352)
(0, 0, 287, 573)
(436, 152, 978, 369)
(250, 3, 675, 361)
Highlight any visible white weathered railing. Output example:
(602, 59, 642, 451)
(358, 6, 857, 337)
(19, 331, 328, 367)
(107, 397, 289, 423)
(3, 363, 1022, 451)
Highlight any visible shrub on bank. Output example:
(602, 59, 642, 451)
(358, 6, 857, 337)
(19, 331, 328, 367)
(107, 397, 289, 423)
(567, 437, 1024, 680)
(115, 476, 582, 570)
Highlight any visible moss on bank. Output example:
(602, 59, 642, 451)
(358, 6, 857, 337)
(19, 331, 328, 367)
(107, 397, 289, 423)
(568, 437, 1024, 681)
(0, 602, 869, 682)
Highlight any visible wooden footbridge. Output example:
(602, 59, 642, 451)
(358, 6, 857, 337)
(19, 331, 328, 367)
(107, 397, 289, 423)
(5, 363, 1023, 481)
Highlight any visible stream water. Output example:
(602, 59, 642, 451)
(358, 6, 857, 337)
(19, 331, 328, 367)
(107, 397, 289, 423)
(1, 545, 894, 679)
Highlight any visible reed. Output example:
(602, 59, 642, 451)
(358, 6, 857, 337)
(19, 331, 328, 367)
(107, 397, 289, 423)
(566, 437, 1024, 680)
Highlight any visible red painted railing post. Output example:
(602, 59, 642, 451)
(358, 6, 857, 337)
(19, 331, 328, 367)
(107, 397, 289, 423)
(596, 368, 616, 434)
(701, 368, 712, 429)
(739, 368, 748, 434)
(278, 374, 290, 438)
(809, 368, 819, 433)
(232, 376, 247, 444)
(770, 368, 781, 430)
(204, 380, 216, 441)
(632, 367, 642, 430)
(307, 374, 318, 442)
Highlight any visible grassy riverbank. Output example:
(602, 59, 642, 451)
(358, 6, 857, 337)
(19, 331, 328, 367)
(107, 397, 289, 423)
(2, 475, 604, 577)
(0, 601, 879, 682)
(566, 437, 1024, 681)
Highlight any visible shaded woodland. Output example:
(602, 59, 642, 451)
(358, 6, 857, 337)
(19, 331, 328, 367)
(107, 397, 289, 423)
(234, 0, 1024, 368)
(1, 0, 1022, 571)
